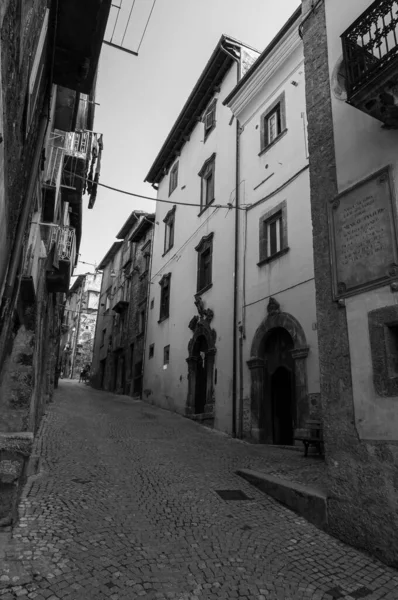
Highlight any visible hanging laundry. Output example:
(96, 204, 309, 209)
(86, 133, 99, 195)
(88, 134, 103, 209)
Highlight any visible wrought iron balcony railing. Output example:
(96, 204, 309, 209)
(342, 0, 398, 95)
(50, 226, 76, 263)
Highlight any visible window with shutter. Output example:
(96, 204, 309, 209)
(258, 201, 289, 265)
(260, 92, 287, 152)
(159, 273, 171, 321)
(169, 162, 179, 196)
(203, 100, 217, 140)
(195, 232, 214, 293)
(163, 205, 176, 255)
(198, 154, 216, 212)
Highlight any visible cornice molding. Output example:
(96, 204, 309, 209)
(229, 28, 302, 117)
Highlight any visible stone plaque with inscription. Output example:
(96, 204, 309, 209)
(330, 167, 398, 298)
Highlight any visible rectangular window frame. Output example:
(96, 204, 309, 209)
(159, 273, 171, 322)
(198, 154, 216, 214)
(163, 205, 176, 256)
(195, 232, 214, 294)
(203, 99, 217, 140)
(168, 161, 179, 196)
(258, 200, 289, 266)
(163, 345, 170, 366)
(149, 343, 155, 359)
(260, 92, 287, 154)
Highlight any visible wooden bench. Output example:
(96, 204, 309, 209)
(294, 420, 323, 457)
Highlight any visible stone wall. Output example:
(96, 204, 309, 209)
(0, 1, 61, 525)
(301, 0, 398, 567)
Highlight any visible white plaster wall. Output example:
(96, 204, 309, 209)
(143, 65, 239, 434)
(230, 37, 319, 405)
(325, 0, 398, 440)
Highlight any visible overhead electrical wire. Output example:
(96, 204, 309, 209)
(137, 0, 157, 53)
(64, 170, 248, 210)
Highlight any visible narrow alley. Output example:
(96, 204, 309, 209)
(1, 382, 397, 600)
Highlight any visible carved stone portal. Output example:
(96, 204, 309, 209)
(186, 296, 216, 422)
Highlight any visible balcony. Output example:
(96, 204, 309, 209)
(42, 133, 66, 222)
(112, 284, 130, 314)
(46, 227, 77, 293)
(342, 0, 398, 127)
(53, 0, 112, 94)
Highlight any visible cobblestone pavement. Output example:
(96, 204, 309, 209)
(1, 381, 397, 600)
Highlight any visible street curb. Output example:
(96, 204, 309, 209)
(236, 468, 328, 531)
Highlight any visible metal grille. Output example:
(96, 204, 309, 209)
(342, 0, 398, 96)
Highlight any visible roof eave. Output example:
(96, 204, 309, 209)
(145, 36, 258, 185)
(97, 241, 123, 270)
(223, 6, 302, 107)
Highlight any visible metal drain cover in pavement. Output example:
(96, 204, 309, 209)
(71, 478, 91, 485)
(216, 490, 251, 501)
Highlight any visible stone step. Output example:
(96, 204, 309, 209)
(236, 468, 328, 531)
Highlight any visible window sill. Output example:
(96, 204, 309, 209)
(158, 315, 169, 324)
(257, 246, 290, 267)
(197, 282, 213, 296)
(162, 245, 174, 257)
(258, 128, 288, 157)
(198, 200, 215, 217)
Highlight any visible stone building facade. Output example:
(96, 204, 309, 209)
(59, 272, 102, 379)
(91, 212, 155, 396)
(0, 0, 111, 525)
(301, 0, 398, 566)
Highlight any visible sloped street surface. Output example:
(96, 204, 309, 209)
(1, 381, 397, 600)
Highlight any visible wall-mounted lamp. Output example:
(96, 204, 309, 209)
(110, 269, 116, 278)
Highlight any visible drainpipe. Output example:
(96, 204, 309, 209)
(221, 46, 241, 438)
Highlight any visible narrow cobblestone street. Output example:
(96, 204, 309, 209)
(1, 381, 397, 600)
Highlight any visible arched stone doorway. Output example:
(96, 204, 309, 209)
(186, 296, 216, 421)
(247, 297, 309, 444)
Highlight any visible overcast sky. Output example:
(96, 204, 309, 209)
(75, 0, 300, 275)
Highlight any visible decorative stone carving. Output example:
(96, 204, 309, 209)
(267, 297, 280, 315)
(188, 316, 199, 331)
(290, 346, 310, 360)
(194, 294, 214, 322)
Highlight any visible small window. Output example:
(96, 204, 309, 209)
(159, 273, 171, 321)
(149, 344, 155, 359)
(150, 298, 154, 310)
(198, 154, 216, 212)
(163, 206, 176, 255)
(169, 162, 179, 196)
(195, 233, 214, 293)
(138, 308, 146, 335)
(259, 201, 288, 265)
(203, 100, 216, 139)
(260, 92, 286, 152)
(101, 329, 106, 346)
(266, 212, 282, 257)
(164, 345, 170, 366)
